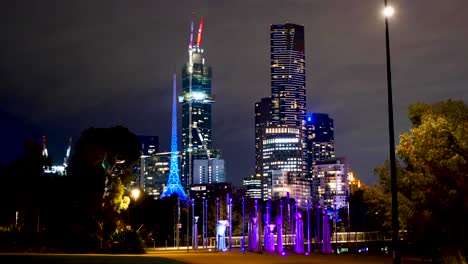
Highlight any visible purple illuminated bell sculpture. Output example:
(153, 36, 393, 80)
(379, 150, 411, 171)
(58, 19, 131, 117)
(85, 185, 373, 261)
(248, 215, 258, 251)
(295, 212, 304, 254)
(267, 224, 276, 252)
(276, 216, 283, 253)
(322, 211, 332, 253)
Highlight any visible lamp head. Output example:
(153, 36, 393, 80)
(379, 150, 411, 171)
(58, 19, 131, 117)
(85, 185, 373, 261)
(132, 188, 140, 200)
(383, 6, 395, 17)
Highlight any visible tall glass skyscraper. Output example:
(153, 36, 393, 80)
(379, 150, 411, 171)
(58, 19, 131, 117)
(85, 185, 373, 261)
(270, 23, 306, 127)
(271, 23, 307, 174)
(179, 18, 215, 190)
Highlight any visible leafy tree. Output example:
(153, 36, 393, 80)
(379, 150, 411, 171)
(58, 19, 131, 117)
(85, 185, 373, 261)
(397, 100, 468, 251)
(66, 126, 140, 251)
(365, 100, 468, 260)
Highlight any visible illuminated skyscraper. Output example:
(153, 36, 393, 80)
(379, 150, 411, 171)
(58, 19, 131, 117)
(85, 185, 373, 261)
(255, 97, 272, 177)
(179, 17, 215, 190)
(312, 158, 349, 210)
(305, 113, 335, 177)
(270, 23, 306, 127)
(270, 23, 307, 174)
(262, 125, 303, 200)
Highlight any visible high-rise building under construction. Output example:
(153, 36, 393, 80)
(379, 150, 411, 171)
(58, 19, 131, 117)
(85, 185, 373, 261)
(179, 17, 215, 190)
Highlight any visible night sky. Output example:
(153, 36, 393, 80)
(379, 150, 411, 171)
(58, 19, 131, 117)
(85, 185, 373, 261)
(1, 0, 467, 186)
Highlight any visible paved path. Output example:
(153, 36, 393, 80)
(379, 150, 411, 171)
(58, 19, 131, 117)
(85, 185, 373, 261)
(0, 251, 430, 264)
(152, 251, 429, 264)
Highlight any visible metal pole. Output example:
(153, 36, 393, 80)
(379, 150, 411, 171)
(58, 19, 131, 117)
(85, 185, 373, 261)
(216, 197, 219, 251)
(280, 199, 283, 248)
(242, 196, 245, 253)
(334, 203, 337, 253)
(307, 200, 310, 254)
(192, 199, 195, 250)
(177, 198, 180, 249)
(384, 0, 400, 263)
(317, 205, 321, 251)
(228, 194, 232, 251)
(205, 198, 208, 249)
(187, 200, 190, 252)
(202, 197, 206, 249)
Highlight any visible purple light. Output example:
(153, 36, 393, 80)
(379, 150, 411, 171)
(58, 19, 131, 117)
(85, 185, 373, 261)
(281, 252, 286, 256)
(305, 253, 309, 256)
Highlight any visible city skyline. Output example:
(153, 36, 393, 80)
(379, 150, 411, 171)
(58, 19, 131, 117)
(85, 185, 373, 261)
(1, 0, 468, 187)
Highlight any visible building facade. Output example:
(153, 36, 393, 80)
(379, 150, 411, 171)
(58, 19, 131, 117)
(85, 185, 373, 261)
(243, 174, 264, 200)
(305, 113, 335, 177)
(193, 158, 225, 184)
(270, 23, 306, 127)
(255, 97, 273, 177)
(138, 135, 158, 156)
(312, 158, 349, 210)
(262, 125, 302, 200)
(180, 19, 215, 191)
(138, 152, 174, 199)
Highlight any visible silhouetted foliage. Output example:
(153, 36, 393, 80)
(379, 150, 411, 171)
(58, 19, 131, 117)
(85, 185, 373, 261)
(64, 126, 141, 252)
(365, 99, 468, 261)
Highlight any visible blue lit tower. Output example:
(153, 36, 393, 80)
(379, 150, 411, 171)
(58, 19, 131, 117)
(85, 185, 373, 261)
(179, 17, 215, 190)
(305, 113, 335, 167)
(161, 74, 187, 200)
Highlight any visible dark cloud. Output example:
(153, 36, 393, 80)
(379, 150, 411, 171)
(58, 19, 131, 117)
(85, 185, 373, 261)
(1, 0, 468, 185)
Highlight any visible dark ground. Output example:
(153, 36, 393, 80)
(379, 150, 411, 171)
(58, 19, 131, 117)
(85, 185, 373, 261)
(0, 251, 431, 264)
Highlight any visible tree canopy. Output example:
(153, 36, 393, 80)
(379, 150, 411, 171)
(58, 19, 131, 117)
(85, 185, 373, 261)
(66, 126, 141, 250)
(365, 99, 468, 256)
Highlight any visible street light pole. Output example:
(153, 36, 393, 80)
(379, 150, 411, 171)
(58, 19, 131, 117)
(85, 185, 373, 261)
(383, 1, 400, 263)
(242, 196, 245, 253)
(202, 197, 206, 249)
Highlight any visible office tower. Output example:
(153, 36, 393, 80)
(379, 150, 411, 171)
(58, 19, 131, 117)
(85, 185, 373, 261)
(255, 97, 273, 177)
(271, 23, 307, 175)
(193, 158, 225, 184)
(243, 174, 263, 199)
(261, 125, 302, 200)
(305, 113, 335, 177)
(138, 135, 159, 156)
(312, 157, 349, 210)
(180, 17, 215, 190)
(139, 152, 171, 198)
(270, 23, 306, 127)
(189, 182, 232, 200)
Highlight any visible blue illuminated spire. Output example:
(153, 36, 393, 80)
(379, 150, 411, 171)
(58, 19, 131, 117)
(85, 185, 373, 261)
(161, 74, 188, 200)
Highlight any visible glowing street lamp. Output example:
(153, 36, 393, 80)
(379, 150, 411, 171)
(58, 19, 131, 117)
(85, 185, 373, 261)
(131, 188, 140, 202)
(130, 188, 140, 230)
(382, 0, 399, 263)
(383, 6, 394, 17)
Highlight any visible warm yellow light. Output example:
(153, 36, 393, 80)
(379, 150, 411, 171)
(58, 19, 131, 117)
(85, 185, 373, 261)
(131, 188, 140, 200)
(383, 6, 395, 17)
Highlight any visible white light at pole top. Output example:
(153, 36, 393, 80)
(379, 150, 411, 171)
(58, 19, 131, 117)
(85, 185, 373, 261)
(383, 6, 395, 18)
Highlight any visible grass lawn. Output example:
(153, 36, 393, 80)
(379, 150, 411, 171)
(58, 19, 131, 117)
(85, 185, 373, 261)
(0, 254, 186, 264)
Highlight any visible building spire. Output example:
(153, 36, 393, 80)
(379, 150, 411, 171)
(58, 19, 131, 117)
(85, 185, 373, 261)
(161, 74, 188, 200)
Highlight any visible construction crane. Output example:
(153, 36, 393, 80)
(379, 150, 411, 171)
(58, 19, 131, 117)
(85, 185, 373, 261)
(63, 137, 72, 167)
(42, 135, 48, 158)
(194, 126, 210, 158)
